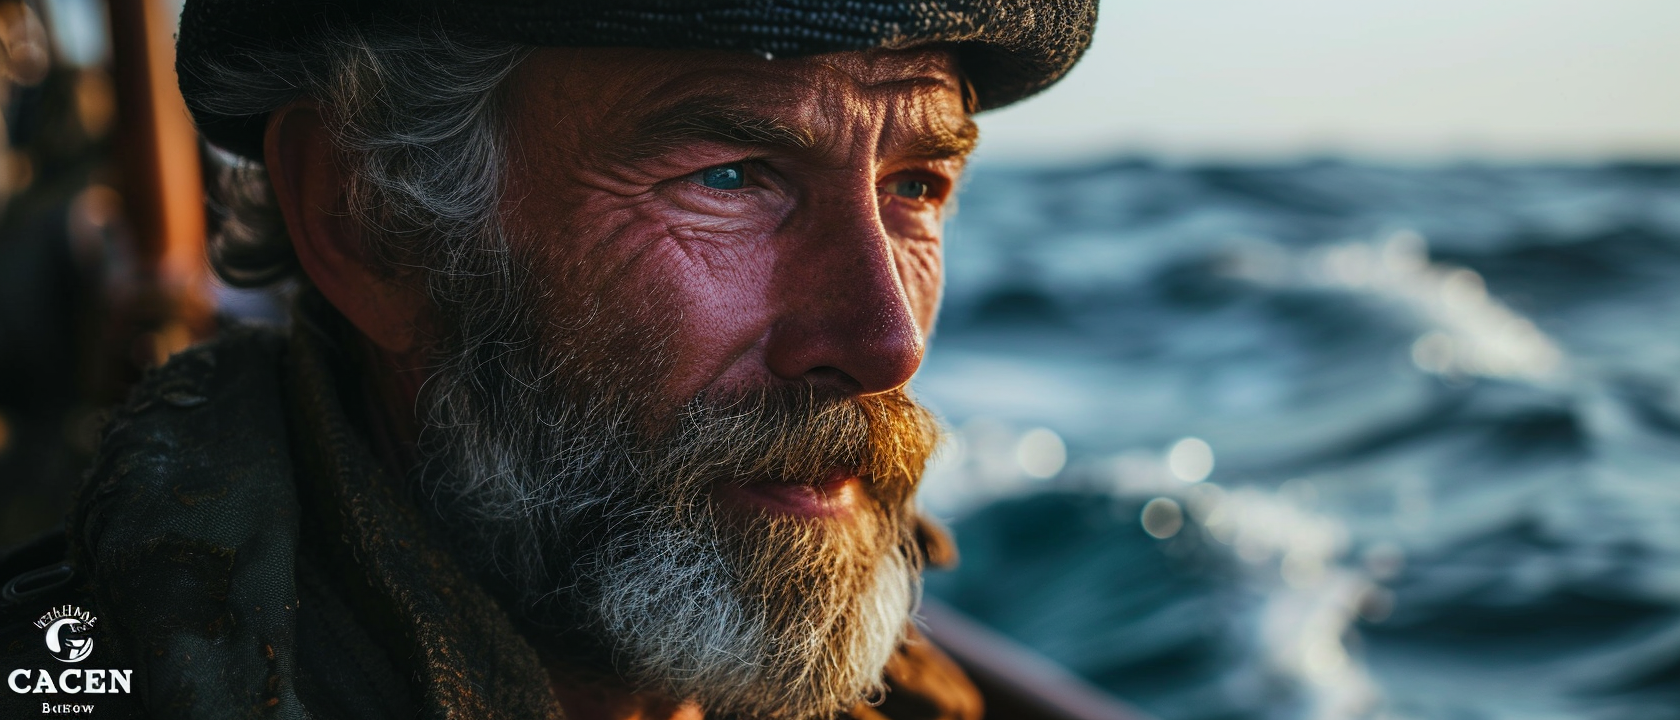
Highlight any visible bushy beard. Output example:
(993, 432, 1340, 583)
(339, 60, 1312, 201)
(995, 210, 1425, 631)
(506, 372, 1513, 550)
(413, 264, 943, 718)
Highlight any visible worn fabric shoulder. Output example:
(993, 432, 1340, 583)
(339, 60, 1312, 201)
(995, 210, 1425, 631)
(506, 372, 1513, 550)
(70, 325, 307, 719)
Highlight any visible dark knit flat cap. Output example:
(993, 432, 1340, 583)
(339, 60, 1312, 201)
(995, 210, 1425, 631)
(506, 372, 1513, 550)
(177, 0, 1098, 158)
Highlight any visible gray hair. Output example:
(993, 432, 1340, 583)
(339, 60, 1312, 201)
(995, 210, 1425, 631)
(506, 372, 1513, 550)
(186, 23, 530, 288)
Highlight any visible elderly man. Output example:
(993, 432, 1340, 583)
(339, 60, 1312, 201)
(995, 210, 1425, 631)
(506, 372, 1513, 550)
(0, 2, 1095, 718)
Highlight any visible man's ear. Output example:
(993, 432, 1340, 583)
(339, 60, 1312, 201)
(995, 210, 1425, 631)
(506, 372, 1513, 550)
(264, 102, 427, 355)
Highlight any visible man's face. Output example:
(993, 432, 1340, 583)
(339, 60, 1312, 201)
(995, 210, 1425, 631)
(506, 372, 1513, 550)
(499, 45, 970, 421)
(415, 47, 969, 719)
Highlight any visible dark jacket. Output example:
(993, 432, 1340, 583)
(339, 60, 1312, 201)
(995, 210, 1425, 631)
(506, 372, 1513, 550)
(0, 319, 981, 719)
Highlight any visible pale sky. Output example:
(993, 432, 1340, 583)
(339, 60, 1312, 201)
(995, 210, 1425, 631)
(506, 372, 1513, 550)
(973, 0, 1680, 164)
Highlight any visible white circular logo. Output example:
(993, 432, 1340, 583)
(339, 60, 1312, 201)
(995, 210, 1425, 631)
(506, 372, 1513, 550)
(44, 618, 93, 663)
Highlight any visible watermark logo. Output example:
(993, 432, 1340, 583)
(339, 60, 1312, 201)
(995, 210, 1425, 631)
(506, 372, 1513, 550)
(36, 607, 95, 664)
(6, 604, 132, 708)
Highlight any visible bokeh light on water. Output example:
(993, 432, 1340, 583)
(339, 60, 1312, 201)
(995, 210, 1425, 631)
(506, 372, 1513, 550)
(1140, 498, 1183, 539)
(1017, 427, 1069, 479)
(1168, 438, 1215, 483)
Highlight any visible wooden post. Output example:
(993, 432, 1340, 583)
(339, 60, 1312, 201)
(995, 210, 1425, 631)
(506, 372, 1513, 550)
(106, 0, 210, 365)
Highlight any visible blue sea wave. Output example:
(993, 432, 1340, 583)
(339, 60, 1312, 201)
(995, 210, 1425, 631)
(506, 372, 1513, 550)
(914, 161, 1680, 720)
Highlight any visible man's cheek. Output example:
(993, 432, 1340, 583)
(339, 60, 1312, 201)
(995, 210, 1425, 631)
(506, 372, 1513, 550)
(576, 190, 787, 271)
(505, 197, 651, 293)
(628, 241, 779, 404)
(525, 200, 759, 298)
(665, 217, 782, 260)
(894, 241, 944, 333)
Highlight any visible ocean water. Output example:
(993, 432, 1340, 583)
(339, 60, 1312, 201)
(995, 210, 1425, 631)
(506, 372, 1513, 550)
(913, 161, 1680, 720)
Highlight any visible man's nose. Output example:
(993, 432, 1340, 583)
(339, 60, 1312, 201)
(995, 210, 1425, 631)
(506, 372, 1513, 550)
(763, 186, 924, 395)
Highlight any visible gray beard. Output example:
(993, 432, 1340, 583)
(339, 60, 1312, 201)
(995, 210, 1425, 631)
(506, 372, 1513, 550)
(413, 290, 933, 718)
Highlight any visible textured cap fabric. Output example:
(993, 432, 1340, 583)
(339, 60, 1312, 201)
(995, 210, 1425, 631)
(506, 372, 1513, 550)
(176, 0, 1098, 157)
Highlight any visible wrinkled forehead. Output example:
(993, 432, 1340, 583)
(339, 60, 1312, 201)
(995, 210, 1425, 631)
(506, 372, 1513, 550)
(510, 46, 971, 148)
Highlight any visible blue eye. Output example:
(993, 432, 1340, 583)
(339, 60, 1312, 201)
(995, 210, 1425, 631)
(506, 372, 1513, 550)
(886, 179, 931, 200)
(698, 164, 745, 190)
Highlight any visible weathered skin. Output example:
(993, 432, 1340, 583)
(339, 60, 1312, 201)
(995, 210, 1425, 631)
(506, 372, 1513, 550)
(498, 48, 973, 405)
(262, 47, 978, 720)
(271, 48, 970, 402)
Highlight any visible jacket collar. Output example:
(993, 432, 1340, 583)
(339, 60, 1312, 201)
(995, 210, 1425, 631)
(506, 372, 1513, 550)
(285, 311, 565, 719)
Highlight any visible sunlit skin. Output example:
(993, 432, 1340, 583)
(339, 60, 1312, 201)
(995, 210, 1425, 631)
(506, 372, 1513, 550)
(266, 46, 975, 719)
(493, 48, 973, 521)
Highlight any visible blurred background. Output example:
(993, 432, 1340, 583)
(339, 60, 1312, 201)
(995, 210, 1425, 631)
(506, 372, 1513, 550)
(3, 1, 1680, 719)
(915, 2, 1680, 719)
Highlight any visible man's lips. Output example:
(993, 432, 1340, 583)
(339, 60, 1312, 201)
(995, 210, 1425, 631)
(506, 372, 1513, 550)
(716, 469, 864, 518)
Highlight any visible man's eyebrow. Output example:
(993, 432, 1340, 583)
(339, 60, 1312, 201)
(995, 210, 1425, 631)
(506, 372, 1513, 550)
(901, 115, 980, 161)
(621, 96, 816, 162)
